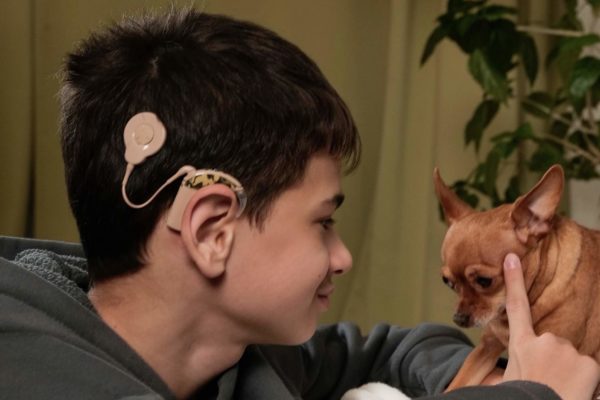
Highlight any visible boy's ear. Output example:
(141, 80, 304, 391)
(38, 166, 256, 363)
(179, 185, 239, 279)
(433, 168, 473, 226)
(510, 165, 564, 246)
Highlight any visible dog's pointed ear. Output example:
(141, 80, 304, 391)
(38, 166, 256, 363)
(510, 164, 564, 245)
(433, 167, 473, 226)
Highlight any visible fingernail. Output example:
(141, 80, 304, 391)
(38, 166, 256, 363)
(504, 253, 519, 270)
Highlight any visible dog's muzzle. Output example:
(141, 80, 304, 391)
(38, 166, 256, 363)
(453, 312, 471, 327)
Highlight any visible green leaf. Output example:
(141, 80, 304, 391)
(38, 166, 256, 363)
(484, 19, 519, 74)
(522, 92, 554, 119)
(572, 96, 586, 114)
(471, 163, 490, 195)
(468, 49, 510, 101)
(565, 0, 578, 15)
(556, 0, 583, 31)
(504, 175, 521, 203)
(528, 91, 554, 107)
(514, 122, 535, 140)
(588, 0, 600, 13)
(554, 34, 600, 61)
(490, 136, 517, 158)
(465, 99, 500, 150)
(550, 119, 569, 139)
(448, 0, 486, 14)
(545, 46, 559, 68)
(522, 102, 549, 119)
(451, 181, 480, 209)
(456, 13, 478, 36)
(529, 142, 564, 172)
(591, 77, 600, 104)
(566, 156, 599, 180)
(519, 34, 538, 85)
(489, 123, 533, 158)
(547, 34, 600, 82)
(567, 131, 599, 152)
(478, 5, 517, 20)
(569, 56, 600, 99)
(458, 18, 490, 52)
(421, 25, 448, 65)
(483, 150, 501, 196)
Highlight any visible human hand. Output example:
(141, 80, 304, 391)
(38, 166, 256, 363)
(480, 367, 503, 385)
(502, 253, 600, 400)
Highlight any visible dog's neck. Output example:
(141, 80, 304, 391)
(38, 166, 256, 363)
(520, 216, 582, 314)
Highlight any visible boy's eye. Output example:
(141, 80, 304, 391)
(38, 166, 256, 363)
(320, 218, 336, 230)
(475, 276, 493, 289)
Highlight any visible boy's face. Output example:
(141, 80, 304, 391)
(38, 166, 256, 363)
(222, 152, 352, 345)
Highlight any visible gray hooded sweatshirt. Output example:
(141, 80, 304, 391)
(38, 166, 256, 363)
(0, 236, 559, 399)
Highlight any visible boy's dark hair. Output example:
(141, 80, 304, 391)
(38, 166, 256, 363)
(60, 8, 360, 283)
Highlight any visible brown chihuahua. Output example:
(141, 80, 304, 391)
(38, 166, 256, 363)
(433, 164, 600, 391)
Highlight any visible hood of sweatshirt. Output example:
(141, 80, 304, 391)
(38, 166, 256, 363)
(0, 236, 174, 399)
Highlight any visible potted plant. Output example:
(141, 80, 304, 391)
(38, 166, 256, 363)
(422, 0, 600, 220)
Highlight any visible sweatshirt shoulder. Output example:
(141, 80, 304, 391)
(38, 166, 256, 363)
(0, 235, 84, 260)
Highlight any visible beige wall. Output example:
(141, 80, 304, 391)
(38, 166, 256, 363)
(0, 0, 33, 236)
(1, 0, 540, 336)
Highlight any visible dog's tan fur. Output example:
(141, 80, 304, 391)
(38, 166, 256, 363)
(433, 165, 600, 391)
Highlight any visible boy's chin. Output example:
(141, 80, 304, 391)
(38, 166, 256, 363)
(277, 321, 319, 345)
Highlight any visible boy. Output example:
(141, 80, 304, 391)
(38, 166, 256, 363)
(0, 8, 597, 400)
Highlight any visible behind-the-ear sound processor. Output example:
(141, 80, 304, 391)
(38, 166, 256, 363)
(121, 112, 247, 230)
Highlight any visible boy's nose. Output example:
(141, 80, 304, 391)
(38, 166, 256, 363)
(330, 235, 352, 275)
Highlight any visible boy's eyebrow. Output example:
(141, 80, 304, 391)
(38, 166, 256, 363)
(325, 193, 345, 209)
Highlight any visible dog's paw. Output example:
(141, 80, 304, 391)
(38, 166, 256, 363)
(341, 382, 411, 400)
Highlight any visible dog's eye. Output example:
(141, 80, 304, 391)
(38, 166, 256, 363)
(475, 276, 493, 288)
(442, 276, 455, 290)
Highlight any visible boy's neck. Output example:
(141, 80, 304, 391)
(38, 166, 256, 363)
(88, 232, 245, 398)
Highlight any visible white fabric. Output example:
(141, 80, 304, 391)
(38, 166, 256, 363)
(341, 382, 411, 400)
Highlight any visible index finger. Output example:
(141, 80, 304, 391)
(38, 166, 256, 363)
(504, 253, 535, 341)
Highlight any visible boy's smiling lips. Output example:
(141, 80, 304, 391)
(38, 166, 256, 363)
(317, 285, 335, 297)
(317, 283, 335, 309)
(317, 277, 335, 297)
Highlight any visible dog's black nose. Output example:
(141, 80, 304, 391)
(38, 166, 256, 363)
(453, 312, 471, 327)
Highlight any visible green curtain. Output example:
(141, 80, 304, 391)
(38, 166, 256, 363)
(0, 0, 551, 336)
